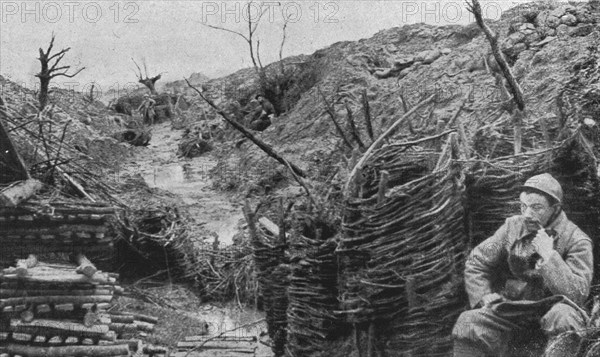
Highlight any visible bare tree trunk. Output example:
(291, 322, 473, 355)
(131, 59, 161, 95)
(186, 79, 306, 178)
(319, 89, 353, 150)
(39, 76, 50, 110)
(362, 89, 374, 142)
(139, 77, 160, 95)
(467, 0, 524, 111)
(467, 0, 526, 154)
(35, 34, 85, 110)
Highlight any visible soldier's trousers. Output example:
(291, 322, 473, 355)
(452, 302, 587, 357)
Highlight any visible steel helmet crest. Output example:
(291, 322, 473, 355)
(521, 173, 563, 204)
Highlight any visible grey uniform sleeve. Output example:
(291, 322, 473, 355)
(538, 234, 593, 306)
(464, 221, 510, 308)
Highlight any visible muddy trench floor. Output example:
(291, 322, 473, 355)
(112, 122, 270, 356)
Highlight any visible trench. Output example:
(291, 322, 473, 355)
(121, 122, 269, 355)
(127, 122, 245, 246)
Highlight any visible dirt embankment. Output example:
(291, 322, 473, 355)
(179, 1, 599, 196)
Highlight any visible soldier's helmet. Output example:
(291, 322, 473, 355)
(522, 173, 563, 204)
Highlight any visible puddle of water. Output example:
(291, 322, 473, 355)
(143, 163, 212, 190)
(140, 160, 244, 245)
(190, 305, 272, 356)
(196, 304, 266, 337)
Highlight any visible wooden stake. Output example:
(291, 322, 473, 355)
(539, 115, 551, 149)
(367, 322, 376, 357)
(278, 197, 286, 245)
(56, 166, 96, 202)
(513, 110, 523, 154)
(455, 116, 470, 160)
(345, 100, 366, 150)
(377, 171, 389, 204)
(320, 88, 354, 150)
(405, 277, 417, 309)
(344, 94, 436, 195)
(361, 89, 374, 142)
(434, 133, 459, 171)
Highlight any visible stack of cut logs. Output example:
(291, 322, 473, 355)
(0, 254, 167, 357)
(0, 200, 116, 268)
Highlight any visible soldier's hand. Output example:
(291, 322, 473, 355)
(532, 229, 554, 261)
(480, 293, 504, 307)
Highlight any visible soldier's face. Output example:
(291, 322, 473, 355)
(519, 192, 556, 231)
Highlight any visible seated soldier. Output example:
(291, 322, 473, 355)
(248, 94, 275, 131)
(452, 173, 593, 357)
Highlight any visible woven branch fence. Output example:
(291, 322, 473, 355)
(248, 214, 288, 357)
(335, 130, 600, 356)
(286, 221, 339, 356)
(465, 131, 600, 290)
(337, 132, 467, 356)
(248, 128, 600, 357)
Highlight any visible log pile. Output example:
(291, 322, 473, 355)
(0, 199, 117, 269)
(0, 256, 167, 357)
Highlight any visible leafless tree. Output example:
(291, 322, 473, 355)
(202, 1, 291, 111)
(132, 58, 162, 95)
(35, 34, 85, 110)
